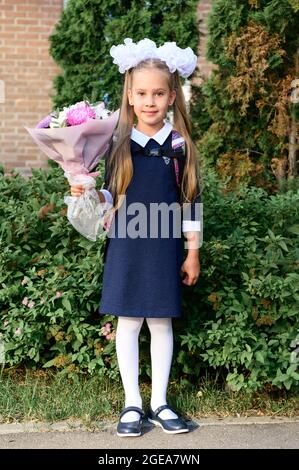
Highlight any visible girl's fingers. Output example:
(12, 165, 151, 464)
(70, 185, 84, 197)
(71, 191, 83, 197)
(182, 275, 198, 286)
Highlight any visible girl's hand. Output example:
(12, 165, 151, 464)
(70, 184, 84, 197)
(180, 254, 201, 286)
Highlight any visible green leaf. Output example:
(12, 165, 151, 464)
(255, 351, 265, 364)
(62, 298, 72, 313)
(287, 225, 299, 235)
(42, 358, 57, 368)
(278, 241, 289, 252)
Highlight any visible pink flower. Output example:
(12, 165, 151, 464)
(66, 103, 95, 126)
(15, 328, 22, 335)
(55, 291, 63, 298)
(106, 331, 116, 341)
(22, 297, 29, 306)
(100, 322, 112, 336)
(28, 301, 35, 308)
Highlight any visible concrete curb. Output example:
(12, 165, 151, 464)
(0, 416, 298, 435)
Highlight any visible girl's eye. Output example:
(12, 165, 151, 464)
(136, 92, 164, 96)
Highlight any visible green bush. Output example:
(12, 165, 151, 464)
(1, 165, 298, 391)
(0, 162, 118, 378)
(178, 171, 299, 391)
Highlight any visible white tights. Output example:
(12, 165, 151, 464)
(116, 316, 178, 423)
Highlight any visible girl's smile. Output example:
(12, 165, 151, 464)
(143, 110, 158, 113)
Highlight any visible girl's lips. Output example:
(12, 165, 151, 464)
(143, 111, 158, 114)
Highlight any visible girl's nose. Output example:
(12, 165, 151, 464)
(145, 96, 155, 107)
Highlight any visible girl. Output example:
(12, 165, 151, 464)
(71, 38, 202, 437)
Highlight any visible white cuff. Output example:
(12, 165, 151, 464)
(99, 189, 113, 206)
(182, 220, 201, 233)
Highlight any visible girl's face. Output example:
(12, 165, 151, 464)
(128, 68, 176, 134)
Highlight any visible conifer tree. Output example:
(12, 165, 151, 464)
(49, 0, 199, 111)
(194, 0, 299, 190)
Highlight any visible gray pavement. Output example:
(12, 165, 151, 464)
(0, 416, 298, 449)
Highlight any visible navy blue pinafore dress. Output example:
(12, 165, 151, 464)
(98, 129, 185, 318)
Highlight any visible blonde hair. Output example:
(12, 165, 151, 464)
(106, 59, 200, 211)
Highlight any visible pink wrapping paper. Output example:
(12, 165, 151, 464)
(25, 109, 119, 176)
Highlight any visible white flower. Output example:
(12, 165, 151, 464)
(22, 297, 29, 306)
(110, 38, 197, 78)
(93, 102, 111, 120)
(50, 107, 69, 128)
(21, 277, 29, 285)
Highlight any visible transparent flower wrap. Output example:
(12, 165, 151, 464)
(64, 174, 112, 242)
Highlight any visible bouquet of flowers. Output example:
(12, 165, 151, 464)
(26, 101, 119, 241)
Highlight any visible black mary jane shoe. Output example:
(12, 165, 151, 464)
(116, 406, 145, 437)
(148, 405, 189, 434)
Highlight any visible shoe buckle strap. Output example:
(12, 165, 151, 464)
(120, 406, 144, 419)
(154, 404, 174, 417)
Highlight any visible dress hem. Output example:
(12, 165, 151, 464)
(98, 305, 181, 318)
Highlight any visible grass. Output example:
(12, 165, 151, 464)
(0, 367, 298, 424)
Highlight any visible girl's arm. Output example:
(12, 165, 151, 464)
(180, 232, 200, 286)
(71, 181, 113, 204)
(180, 246, 200, 286)
(180, 181, 201, 285)
(182, 180, 202, 251)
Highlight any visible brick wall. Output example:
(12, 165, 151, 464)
(197, 0, 216, 82)
(0, 0, 62, 175)
(0, 0, 214, 174)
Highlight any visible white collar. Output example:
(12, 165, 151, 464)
(131, 122, 173, 147)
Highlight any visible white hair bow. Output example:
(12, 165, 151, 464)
(110, 38, 197, 78)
